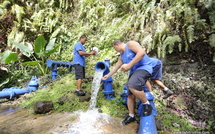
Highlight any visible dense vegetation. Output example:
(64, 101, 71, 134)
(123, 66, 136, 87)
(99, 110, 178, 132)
(1, 0, 215, 87)
(0, 0, 215, 133)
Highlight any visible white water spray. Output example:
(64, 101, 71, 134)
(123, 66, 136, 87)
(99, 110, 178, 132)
(53, 70, 110, 134)
(89, 70, 103, 110)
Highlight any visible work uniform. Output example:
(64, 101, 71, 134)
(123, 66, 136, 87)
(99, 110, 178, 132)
(120, 43, 153, 94)
(72, 42, 86, 79)
(150, 58, 162, 79)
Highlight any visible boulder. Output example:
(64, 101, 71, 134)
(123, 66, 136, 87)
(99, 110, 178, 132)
(79, 95, 91, 102)
(57, 96, 68, 105)
(33, 101, 53, 114)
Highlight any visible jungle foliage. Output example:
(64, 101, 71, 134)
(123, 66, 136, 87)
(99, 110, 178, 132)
(0, 0, 215, 60)
(0, 0, 215, 132)
(0, 0, 214, 88)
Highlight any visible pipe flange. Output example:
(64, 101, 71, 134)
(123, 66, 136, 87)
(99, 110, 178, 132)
(6, 89, 15, 99)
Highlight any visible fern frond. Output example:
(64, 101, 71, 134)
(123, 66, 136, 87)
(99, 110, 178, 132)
(162, 35, 182, 56)
(178, 43, 182, 52)
(209, 11, 215, 26)
(2, 0, 11, 7)
(187, 25, 194, 43)
(195, 19, 207, 30)
(11, 4, 25, 23)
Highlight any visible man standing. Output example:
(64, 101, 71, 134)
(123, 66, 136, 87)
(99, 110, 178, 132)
(102, 39, 153, 125)
(72, 35, 96, 96)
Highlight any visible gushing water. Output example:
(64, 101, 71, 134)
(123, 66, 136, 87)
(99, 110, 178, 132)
(89, 70, 103, 109)
(53, 70, 110, 134)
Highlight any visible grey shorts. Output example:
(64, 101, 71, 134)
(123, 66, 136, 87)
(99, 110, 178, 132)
(127, 69, 151, 95)
(74, 64, 85, 80)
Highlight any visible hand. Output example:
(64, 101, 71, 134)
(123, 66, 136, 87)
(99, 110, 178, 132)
(121, 64, 130, 72)
(91, 50, 96, 55)
(92, 47, 98, 55)
(102, 75, 108, 80)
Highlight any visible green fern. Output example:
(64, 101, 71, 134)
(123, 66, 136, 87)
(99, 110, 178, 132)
(0, 1, 10, 14)
(187, 25, 194, 43)
(162, 35, 182, 57)
(209, 11, 215, 27)
(11, 4, 25, 23)
(195, 19, 207, 30)
(2, 0, 215, 62)
(7, 27, 25, 46)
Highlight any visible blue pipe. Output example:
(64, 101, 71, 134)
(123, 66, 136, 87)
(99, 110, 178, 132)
(120, 85, 157, 134)
(138, 86, 157, 134)
(95, 59, 110, 76)
(0, 76, 39, 99)
(95, 59, 114, 100)
(138, 105, 157, 134)
(46, 59, 73, 79)
(138, 87, 157, 116)
(121, 83, 128, 105)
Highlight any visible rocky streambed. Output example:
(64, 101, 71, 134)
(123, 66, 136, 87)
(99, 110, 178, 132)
(0, 104, 140, 134)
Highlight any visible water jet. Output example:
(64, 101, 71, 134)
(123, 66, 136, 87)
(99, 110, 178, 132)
(95, 59, 114, 100)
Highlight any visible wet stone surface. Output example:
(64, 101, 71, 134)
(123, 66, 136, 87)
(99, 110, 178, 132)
(0, 105, 139, 134)
(0, 105, 76, 134)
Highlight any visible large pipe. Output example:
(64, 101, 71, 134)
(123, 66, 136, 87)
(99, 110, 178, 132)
(46, 59, 73, 79)
(138, 86, 157, 134)
(138, 87, 157, 116)
(121, 85, 157, 134)
(0, 76, 39, 99)
(95, 59, 114, 100)
(138, 104, 157, 134)
(95, 59, 110, 76)
(121, 83, 128, 106)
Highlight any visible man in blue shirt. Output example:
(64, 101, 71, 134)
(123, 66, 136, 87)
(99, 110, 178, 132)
(146, 57, 174, 99)
(102, 39, 153, 125)
(72, 35, 96, 96)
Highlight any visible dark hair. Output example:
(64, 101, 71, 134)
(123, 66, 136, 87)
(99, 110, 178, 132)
(112, 39, 122, 45)
(79, 35, 87, 40)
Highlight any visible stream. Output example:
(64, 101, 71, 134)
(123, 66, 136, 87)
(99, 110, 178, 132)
(0, 71, 138, 134)
(0, 104, 138, 134)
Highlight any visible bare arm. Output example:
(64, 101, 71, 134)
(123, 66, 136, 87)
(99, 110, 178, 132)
(102, 56, 123, 80)
(121, 41, 145, 71)
(78, 50, 95, 57)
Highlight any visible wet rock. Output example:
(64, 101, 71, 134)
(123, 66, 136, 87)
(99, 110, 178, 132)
(98, 109, 103, 113)
(33, 101, 53, 114)
(57, 95, 76, 105)
(78, 95, 91, 102)
(58, 96, 68, 105)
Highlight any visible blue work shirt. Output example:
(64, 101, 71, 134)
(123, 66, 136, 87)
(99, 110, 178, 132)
(150, 58, 160, 67)
(72, 42, 86, 67)
(121, 43, 153, 76)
